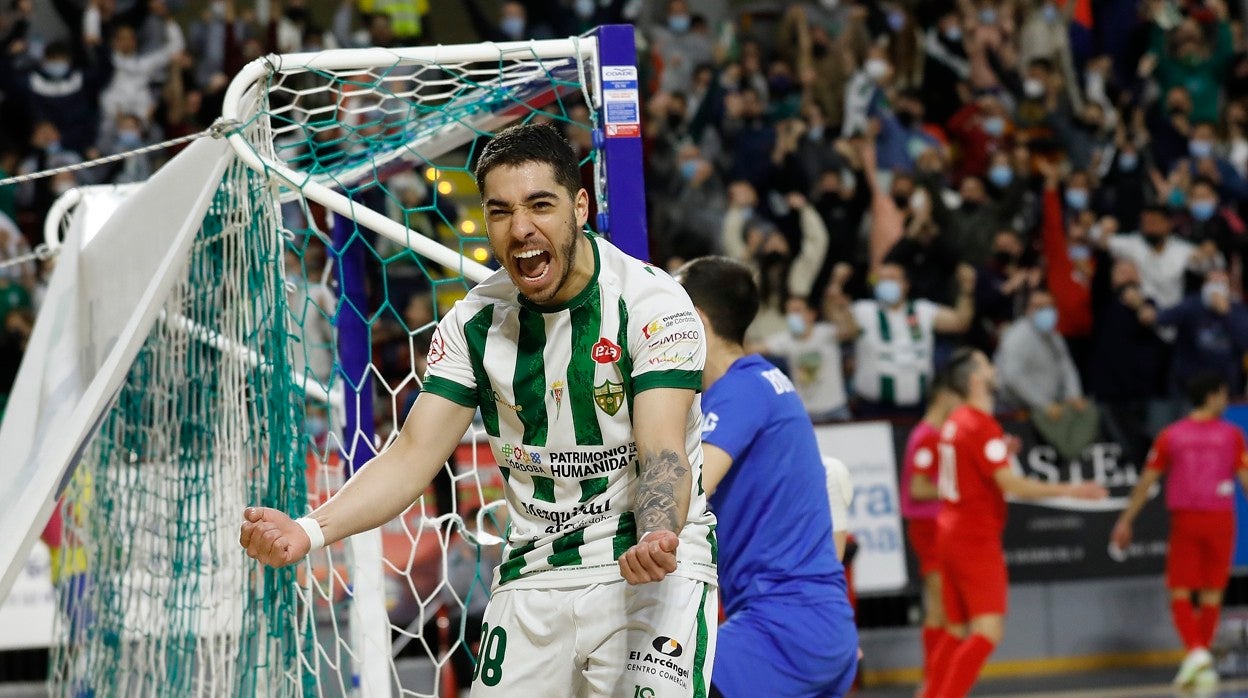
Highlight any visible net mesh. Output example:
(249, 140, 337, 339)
(47, 40, 601, 697)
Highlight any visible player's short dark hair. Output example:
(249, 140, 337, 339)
(474, 123, 583, 199)
(1141, 203, 1171, 218)
(674, 256, 759, 346)
(944, 347, 980, 399)
(1185, 370, 1227, 408)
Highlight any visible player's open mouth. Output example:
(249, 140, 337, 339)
(514, 249, 551, 283)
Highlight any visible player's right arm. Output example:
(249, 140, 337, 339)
(992, 468, 1107, 501)
(1110, 431, 1170, 550)
(240, 393, 475, 568)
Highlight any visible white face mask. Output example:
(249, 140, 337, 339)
(1024, 78, 1045, 99)
(864, 58, 890, 82)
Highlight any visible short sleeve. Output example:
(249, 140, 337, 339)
(700, 378, 766, 461)
(915, 299, 941, 331)
(911, 437, 937, 473)
(627, 275, 706, 394)
(976, 420, 1011, 478)
(420, 303, 479, 408)
(1144, 429, 1171, 473)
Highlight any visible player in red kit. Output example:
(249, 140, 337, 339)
(900, 371, 960, 685)
(923, 348, 1107, 698)
(1112, 371, 1248, 690)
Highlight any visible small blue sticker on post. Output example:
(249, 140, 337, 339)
(601, 65, 640, 138)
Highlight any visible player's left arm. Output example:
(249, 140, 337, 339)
(618, 386, 697, 585)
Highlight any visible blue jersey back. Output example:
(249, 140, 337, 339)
(701, 355, 847, 615)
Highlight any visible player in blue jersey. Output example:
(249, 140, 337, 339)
(675, 257, 859, 697)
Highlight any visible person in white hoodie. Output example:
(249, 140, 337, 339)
(87, 0, 184, 126)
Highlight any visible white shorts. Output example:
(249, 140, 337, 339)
(469, 575, 717, 698)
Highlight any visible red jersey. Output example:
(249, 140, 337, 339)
(901, 421, 942, 520)
(936, 405, 1012, 538)
(1146, 417, 1248, 512)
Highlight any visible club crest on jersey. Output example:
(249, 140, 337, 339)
(592, 337, 622, 364)
(550, 380, 564, 417)
(593, 380, 625, 416)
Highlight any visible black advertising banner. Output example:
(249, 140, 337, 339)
(895, 416, 1169, 583)
(998, 418, 1167, 582)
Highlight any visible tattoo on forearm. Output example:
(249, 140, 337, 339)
(636, 448, 688, 534)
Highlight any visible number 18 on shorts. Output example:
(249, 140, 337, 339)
(468, 576, 717, 697)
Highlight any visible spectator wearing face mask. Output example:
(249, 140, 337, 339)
(947, 93, 1011, 182)
(0, 38, 112, 155)
(1181, 122, 1248, 204)
(926, 158, 1025, 268)
(842, 46, 894, 141)
(1183, 176, 1246, 289)
(876, 89, 940, 173)
(1107, 204, 1196, 310)
(1039, 161, 1100, 374)
(757, 290, 857, 423)
(1089, 256, 1170, 460)
(970, 229, 1037, 353)
(848, 261, 975, 415)
(646, 0, 716, 96)
(1150, 270, 1248, 399)
(921, 7, 971, 126)
(1099, 131, 1152, 232)
(723, 188, 829, 344)
(91, 3, 184, 126)
(1147, 5, 1233, 126)
(995, 288, 1099, 458)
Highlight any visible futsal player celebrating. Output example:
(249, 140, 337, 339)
(924, 348, 1106, 698)
(676, 257, 859, 697)
(241, 124, 719, 696)
(900, 372, 960, 685)
(1112, 371, 1248, 689)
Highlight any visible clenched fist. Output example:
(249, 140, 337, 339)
(617, 530, 680, 585)
(239, 507, 312, 567)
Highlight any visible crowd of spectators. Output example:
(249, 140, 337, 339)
(627, 0, 1248, 454)
(3, 0, 1248, 454)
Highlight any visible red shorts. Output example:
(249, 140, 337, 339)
(906, 518, 940, 577)
(1167, 509, 1235, 591)
(939, 537, 1008, 626)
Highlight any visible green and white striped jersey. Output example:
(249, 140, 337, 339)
(422, 234, 718, 590)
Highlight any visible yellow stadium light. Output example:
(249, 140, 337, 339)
(424, 167, 438, 181)
(472, 247, 489, 262)
(460, 220, 477, 234)
(437, 181, 453, 195)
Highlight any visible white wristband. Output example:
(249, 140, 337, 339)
(295, 517, 325, 552)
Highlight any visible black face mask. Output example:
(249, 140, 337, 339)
(892, 194, 910, 209)
(1143, 233, 1167, 248)
(896, 111, 916, 128)
(666, 113, 684, 128)
(759, 250, 788, 269)
(285, 7, 307, 22)
(992, 250, 1017, 267)
(812, 43, 829, 59)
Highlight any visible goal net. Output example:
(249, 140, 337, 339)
(32, 27, 647, 697)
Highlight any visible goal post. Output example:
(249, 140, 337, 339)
(3, 25, 650, 697)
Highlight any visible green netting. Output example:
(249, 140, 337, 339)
(50, 157, 306, 696)
(48, 40, 600, 697)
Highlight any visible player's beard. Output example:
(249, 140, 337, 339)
(525, 219, 581, 306)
